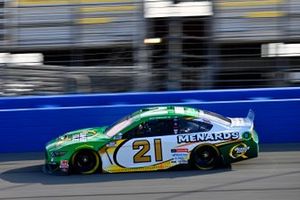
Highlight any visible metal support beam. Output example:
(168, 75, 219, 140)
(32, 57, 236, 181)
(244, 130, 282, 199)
(202, 13, 218, 89)
(167, 17, 182, 90)
(134, 1, 151, 91)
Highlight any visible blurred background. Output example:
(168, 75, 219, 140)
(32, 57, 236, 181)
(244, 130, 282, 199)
(0, 0, 300, 96)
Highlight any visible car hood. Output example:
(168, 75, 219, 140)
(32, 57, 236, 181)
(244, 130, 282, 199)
(46, 126, 110, 150)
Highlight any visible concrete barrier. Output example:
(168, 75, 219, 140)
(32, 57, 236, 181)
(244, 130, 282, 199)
(1, 87, 300, 153)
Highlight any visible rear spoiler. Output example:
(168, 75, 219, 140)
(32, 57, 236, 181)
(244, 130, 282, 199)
(246, 109, 255, 122)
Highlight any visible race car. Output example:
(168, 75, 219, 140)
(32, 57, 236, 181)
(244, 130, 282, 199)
(44, 106, 259, 175)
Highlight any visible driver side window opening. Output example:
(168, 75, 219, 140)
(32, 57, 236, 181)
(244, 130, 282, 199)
(122, 118, 175, 139)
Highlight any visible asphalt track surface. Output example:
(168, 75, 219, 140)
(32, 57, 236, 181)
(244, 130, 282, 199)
(1, 144, 300, 200)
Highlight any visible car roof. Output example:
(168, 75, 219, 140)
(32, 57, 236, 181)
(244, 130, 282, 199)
(132, 106, 231, 125)
(134, 106, 200, 119)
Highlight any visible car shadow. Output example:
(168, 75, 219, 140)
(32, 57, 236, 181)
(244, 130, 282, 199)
(0, 164, 232, 185)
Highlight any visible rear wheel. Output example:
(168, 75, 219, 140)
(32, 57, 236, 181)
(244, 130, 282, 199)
(71, 150, 100, 175)
(191, 145, 220, 170)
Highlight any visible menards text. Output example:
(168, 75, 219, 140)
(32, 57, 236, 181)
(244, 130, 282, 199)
(177, 132, 240, 144)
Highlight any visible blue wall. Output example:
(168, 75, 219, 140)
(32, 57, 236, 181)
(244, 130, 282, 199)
(1, 87, 300, 153)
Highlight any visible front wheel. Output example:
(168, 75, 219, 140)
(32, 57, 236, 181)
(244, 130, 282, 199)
(191, 145, 220, 170)
(71, 150, 100, 175)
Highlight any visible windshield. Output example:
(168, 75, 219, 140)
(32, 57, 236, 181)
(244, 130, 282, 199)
(105, 116, 133, 138)
(203, 110, 231, 124)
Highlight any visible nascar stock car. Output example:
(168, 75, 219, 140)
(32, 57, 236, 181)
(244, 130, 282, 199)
(44, 106, 259, 175)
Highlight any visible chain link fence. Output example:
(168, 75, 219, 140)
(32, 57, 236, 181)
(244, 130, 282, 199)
(1, 0, 300, 96)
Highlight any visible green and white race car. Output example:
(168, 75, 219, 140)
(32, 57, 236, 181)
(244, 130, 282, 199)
(44, 106, 259, 175)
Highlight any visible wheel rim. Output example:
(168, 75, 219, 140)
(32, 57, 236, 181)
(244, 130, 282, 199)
(194, 147, 218, 170)
(73, 151, 99, 174)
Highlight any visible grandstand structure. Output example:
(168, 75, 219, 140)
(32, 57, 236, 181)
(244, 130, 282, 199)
(0, 0, 300, 95)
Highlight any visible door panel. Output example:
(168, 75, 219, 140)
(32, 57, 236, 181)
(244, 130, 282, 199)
(115, 136, 175, 168)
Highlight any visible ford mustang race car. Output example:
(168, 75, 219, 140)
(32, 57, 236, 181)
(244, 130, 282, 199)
(44, 106, 259, 175)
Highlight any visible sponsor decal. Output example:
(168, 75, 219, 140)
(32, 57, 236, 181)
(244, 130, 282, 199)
(231, 118, 246, 126)
(72, 133, 87, 141)
(171, 152, 189, 164)
(72, 130, 96, 142)
(229, 143, 250, 159)
(171, 148, 189, 164)
(59, 160, 69, 169)
(177, 132, 240, 144)
(171, 148, 189, 153)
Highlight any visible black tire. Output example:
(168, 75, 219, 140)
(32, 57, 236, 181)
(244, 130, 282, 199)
(71, 150, 100, 175)
(191, 145, 220, 170)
